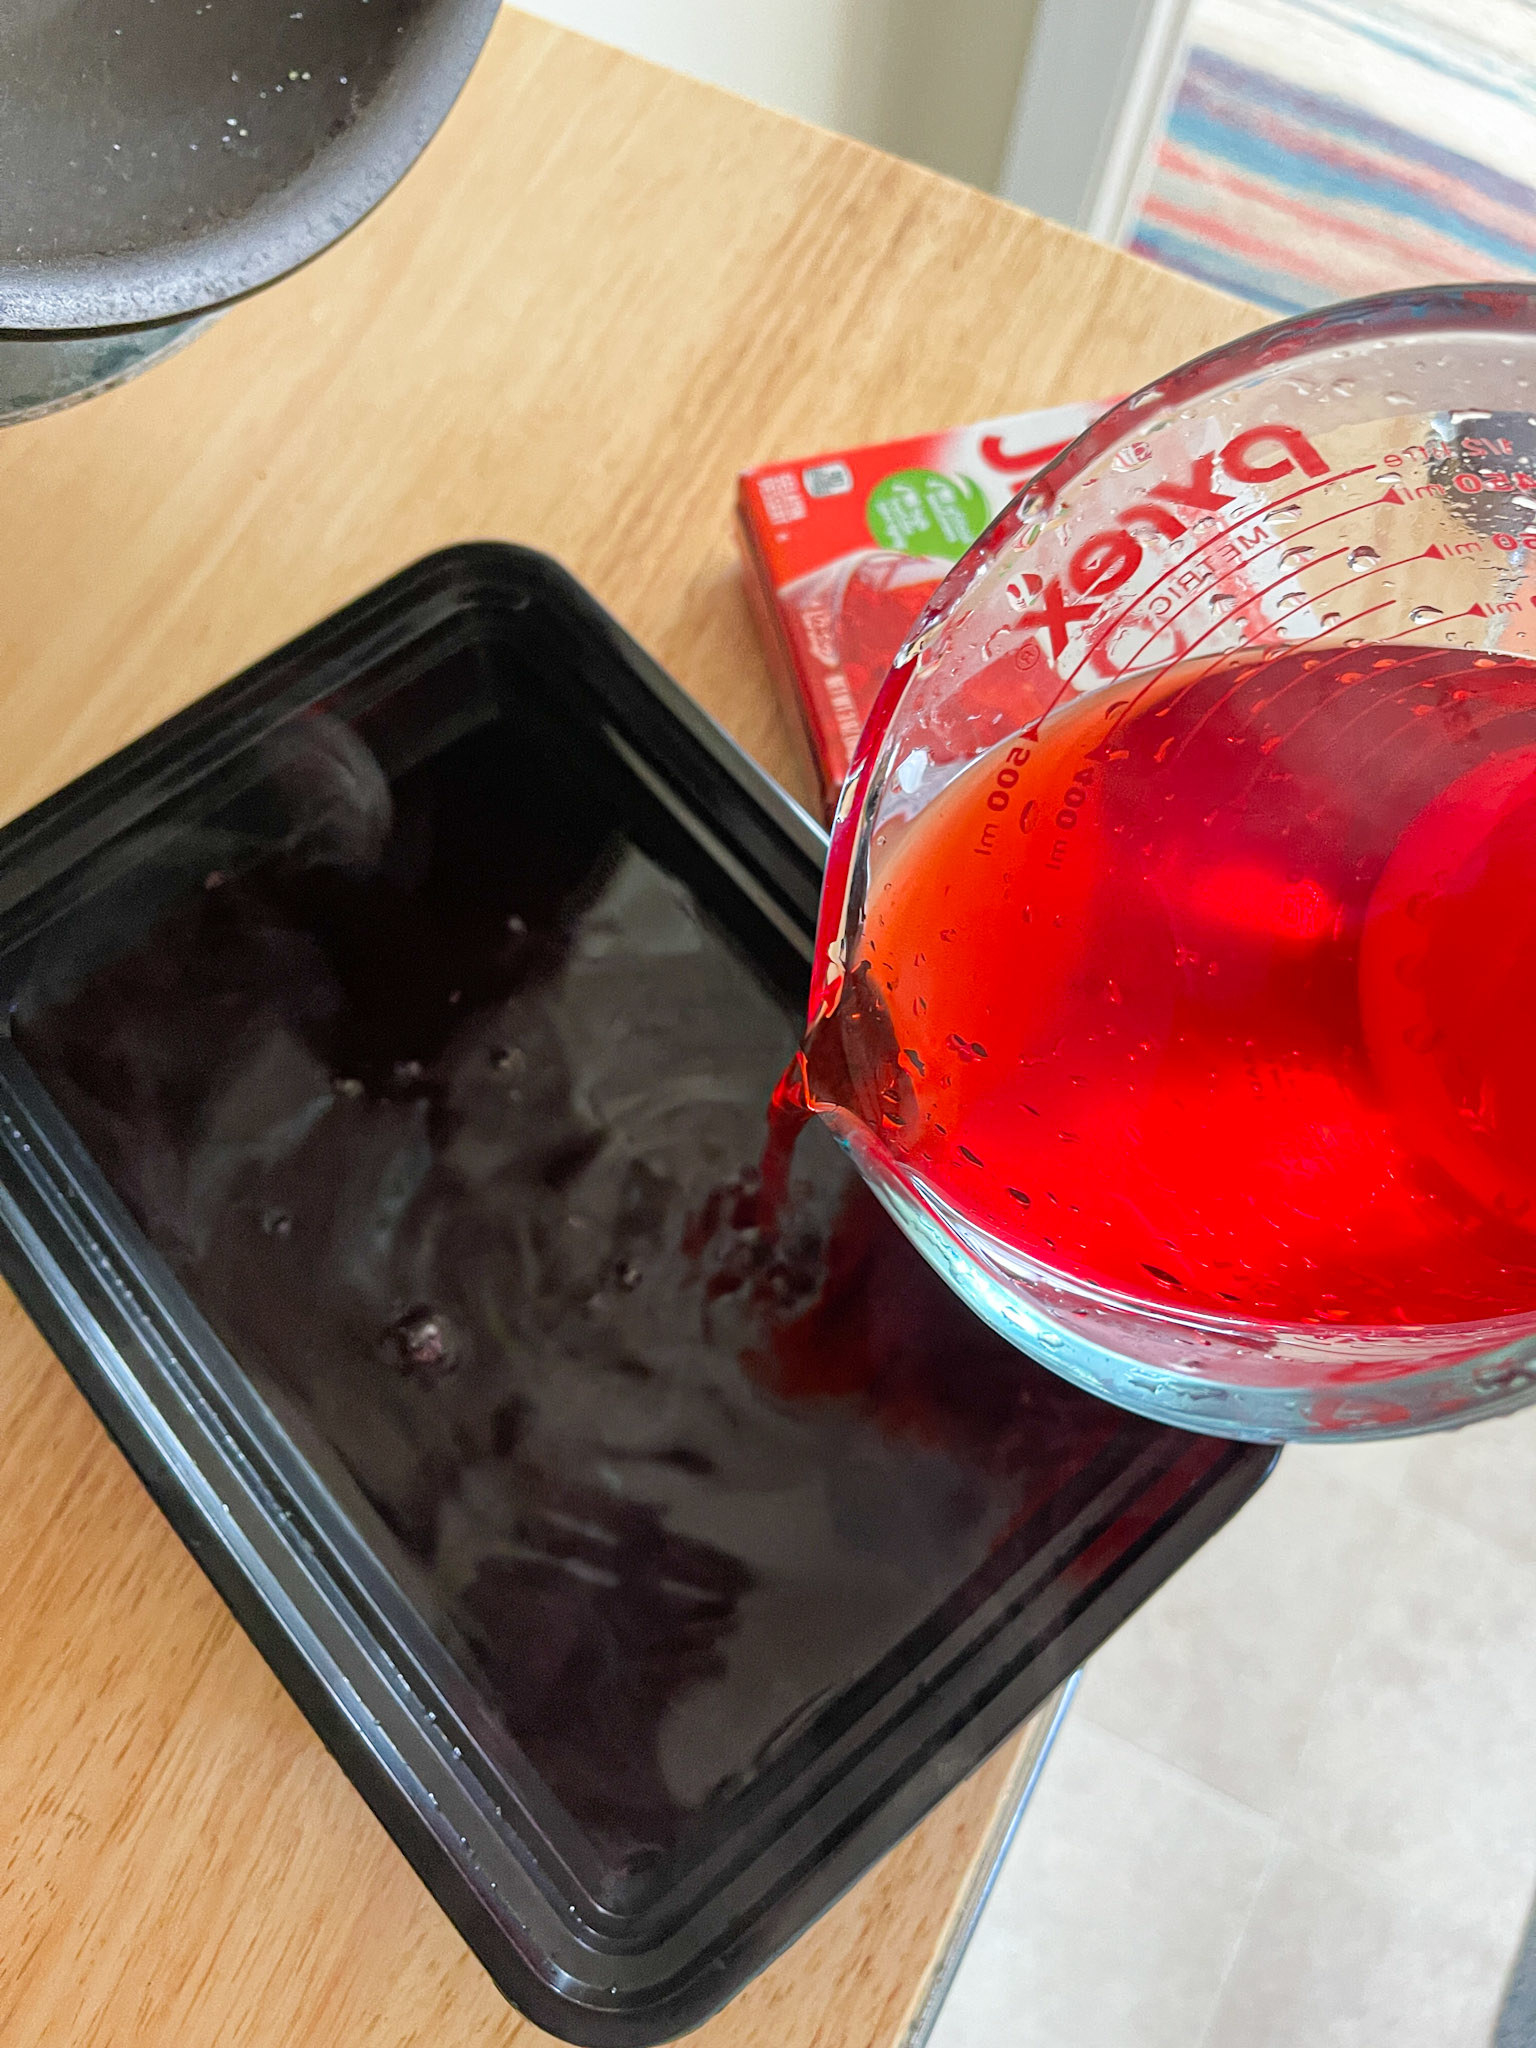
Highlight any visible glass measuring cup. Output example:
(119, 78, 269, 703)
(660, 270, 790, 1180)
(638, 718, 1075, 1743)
(798, 282, 1536, 1441)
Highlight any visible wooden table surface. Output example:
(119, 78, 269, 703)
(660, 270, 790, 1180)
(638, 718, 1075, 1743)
(0, 13, 1252, 2044)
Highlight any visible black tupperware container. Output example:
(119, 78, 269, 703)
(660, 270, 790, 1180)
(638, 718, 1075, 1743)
(0, 547, 1274, 2044)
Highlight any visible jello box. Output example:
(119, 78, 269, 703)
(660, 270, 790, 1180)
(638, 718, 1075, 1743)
(737, 398, 1105, 817)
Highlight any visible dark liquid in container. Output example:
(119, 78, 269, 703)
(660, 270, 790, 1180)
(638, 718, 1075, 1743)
(15, 707, 1137, 1895)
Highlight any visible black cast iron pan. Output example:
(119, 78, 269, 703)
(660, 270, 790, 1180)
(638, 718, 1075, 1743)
(0, 0, 501, 332)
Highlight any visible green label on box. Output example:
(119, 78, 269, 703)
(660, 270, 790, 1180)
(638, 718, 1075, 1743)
(865, 467, 990, 560)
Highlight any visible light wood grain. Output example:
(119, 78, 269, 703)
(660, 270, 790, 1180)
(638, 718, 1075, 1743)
(0, 12, 1253, 2044)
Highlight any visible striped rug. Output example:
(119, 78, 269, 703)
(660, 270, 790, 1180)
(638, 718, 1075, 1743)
(1127, 0, 1536, 312)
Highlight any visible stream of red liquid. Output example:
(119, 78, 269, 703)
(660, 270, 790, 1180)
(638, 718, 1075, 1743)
(784, 641, 1536, 1336)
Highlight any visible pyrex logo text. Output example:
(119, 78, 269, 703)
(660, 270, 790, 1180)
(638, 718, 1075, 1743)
(1006, 425, 1329, 664)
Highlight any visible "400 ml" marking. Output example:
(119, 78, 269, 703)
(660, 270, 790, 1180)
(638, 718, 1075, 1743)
(1045, 766, 1095, 870)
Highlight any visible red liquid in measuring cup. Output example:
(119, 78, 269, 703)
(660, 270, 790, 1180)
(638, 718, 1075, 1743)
(798, 642, 1536, 1336)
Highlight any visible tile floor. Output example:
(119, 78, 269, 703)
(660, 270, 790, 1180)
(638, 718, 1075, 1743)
(931, 1405, 1536, 2048)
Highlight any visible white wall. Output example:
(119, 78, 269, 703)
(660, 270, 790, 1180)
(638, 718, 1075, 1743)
(513, 0, 856, 131)
(513, 0, 1043, 194)
(999, 0, 1191, 237)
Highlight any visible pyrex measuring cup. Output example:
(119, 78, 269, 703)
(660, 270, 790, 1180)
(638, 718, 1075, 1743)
(800, 283, 1536, 1441)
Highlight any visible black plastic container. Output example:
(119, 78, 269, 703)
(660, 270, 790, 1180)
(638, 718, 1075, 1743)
(0, 547, 1273, 2044)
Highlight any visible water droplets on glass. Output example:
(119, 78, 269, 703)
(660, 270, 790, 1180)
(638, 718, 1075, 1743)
(1348, 545, 1380, 571)
(1410, 604, 1444, 625)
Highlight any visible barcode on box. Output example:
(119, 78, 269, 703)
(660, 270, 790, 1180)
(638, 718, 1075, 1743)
(802, 461, 853, 499)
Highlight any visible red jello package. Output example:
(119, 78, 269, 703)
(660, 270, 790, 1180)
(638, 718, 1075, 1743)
(737, 399, 1105, 816)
